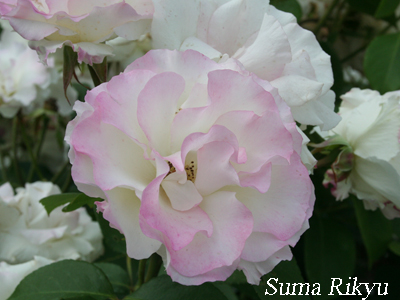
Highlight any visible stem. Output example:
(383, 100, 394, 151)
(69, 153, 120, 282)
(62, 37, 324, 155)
(133, 259, 147, 291)
(27, 116, 49, 182)
(61, 167, 72, 192)
(51, 159, 70, 183)
(144, 253, 162, 283)
(18, 115, 45, 181)
(126, 256, 134, 287)
(313, 0, 341, 36)
(11, 116, 24, 186)
(0, 150, 9, 182)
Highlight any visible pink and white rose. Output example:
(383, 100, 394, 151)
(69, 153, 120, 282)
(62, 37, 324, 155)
(322, 88, 400, 219)
(66, 49, 315, 285)
(0, 181, 104, 263)
(151, 0, 341, 131)
(0, 0, 154, 64)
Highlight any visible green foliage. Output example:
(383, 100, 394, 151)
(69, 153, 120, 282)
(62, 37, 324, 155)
(364, 32, 400, 94)
(95, 211, 127, 254)
(375, 0, 400, 18)
(304, 217, 356, 299)
(63, 46, 78, 103)
(95, 263, 131, 296)
(8, 260, 117, 300)
(125, 275, 229, 300)
(352, 196, 393, 267)
(270, 0, 302, 20)
(253, 259, 311, 299)
(39, 192, 100, 215)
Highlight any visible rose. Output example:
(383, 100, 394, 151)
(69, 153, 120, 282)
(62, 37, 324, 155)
(66, 49, 315, 285)
(0, 0, 154, 64)
(0, 181, 104, 263)
(322, 88, 400, 219)
(151, 0, 341, 131)
(0, 21, 50, 118)
(0, 256, 53, 300)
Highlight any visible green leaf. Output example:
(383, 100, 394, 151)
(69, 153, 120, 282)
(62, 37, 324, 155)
(270, 0, 302, 20)
(63, 46, 78, 103)
(8, 260, 116, 300)
(96, 211, 127, 254)
(253, 259, 312, 299)
(62, 193, 100, 212)
(388, 241, 400, 256)
(352, 196, 392, 267)
(364, 32, 400, 94)
(95, 263, 130, 296)
(211, 282, 238, 300)
(304, 217, 356, 299)
(40, 193, 81, 215)
(125, 275, 228, 300)
(88, 57, 108, 87)
(375, 0, 400, 18)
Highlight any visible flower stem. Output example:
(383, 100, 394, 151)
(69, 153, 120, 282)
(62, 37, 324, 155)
(126, 256, 134, 288)
(133, 259, 147, 291)
(144, 253, 162, 283)
(18, 114, 45, 181)
(11, 116, 24, 186)
(27, 116, 49, 182)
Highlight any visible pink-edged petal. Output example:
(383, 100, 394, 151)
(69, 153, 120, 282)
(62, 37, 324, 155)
(227, 153, 314, 239)
(238, 246, 293, 285)
(161, 172, 203, 211)
(103, 188, 162, 259)
(238, 162, 272, 193)
(214, 110, 294, 171)
(166, 191, 253, 277)
(137, 72, 185, 156)
(71, 105, 156, 192)
(235, 13, 291, 81)
(171, 69, 276, 149)
(195, 141, 240, 196)
(140, 171, 213, 252)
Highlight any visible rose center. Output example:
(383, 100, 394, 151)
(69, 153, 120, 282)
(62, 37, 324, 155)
(167, 160, 198, 182)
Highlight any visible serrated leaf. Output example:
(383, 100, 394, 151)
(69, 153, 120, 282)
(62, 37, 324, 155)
(63, 46, 78, 103)
(62, 193, 100, 212)
(8, 260, 116, 300)
(40, 193, 81, 215)
(375, 0, 400, 18)
(304, 217, 356, 299)
(352, 196, 392, 267)
(364, 32, 400, 94)
(270, 0, 302, 20)
(253, 259, 312, 299)
(125, 275, 228, 300)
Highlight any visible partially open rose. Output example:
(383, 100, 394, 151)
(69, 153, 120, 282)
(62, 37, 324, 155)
(0, 0, 153, 64)
(66, 49, 315, 285)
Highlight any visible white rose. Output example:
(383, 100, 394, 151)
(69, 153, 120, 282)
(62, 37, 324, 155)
(0, 181, 104, 263)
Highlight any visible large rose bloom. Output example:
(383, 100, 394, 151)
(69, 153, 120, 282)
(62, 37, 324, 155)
(151, 0, 340, 131)
(322, 88, 400, 219)
(0, 182, 104, 263)
(0, 0, 153, 64)
(66, 49, 314, 285)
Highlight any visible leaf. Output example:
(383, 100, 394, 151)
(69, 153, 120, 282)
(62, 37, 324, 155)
(270, 0, 302, 20)
(63, 46, 78, 103)
(62, 193, 100, 212)
(95, 211, 127, 254)
(40, 193, 81, 215)
(95, 263, 130, 296)
(211, 282, 238, 300)
(88, 57, 108, 87)
(253, 259, 312, 299)
(8, 260, 116, 300)
(124, 275, 228, 300)
(375, 0, 400, 18)
(364, 32, 400, 94)
(352, 196, 392, 267)
(304, 217, 356, 299)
